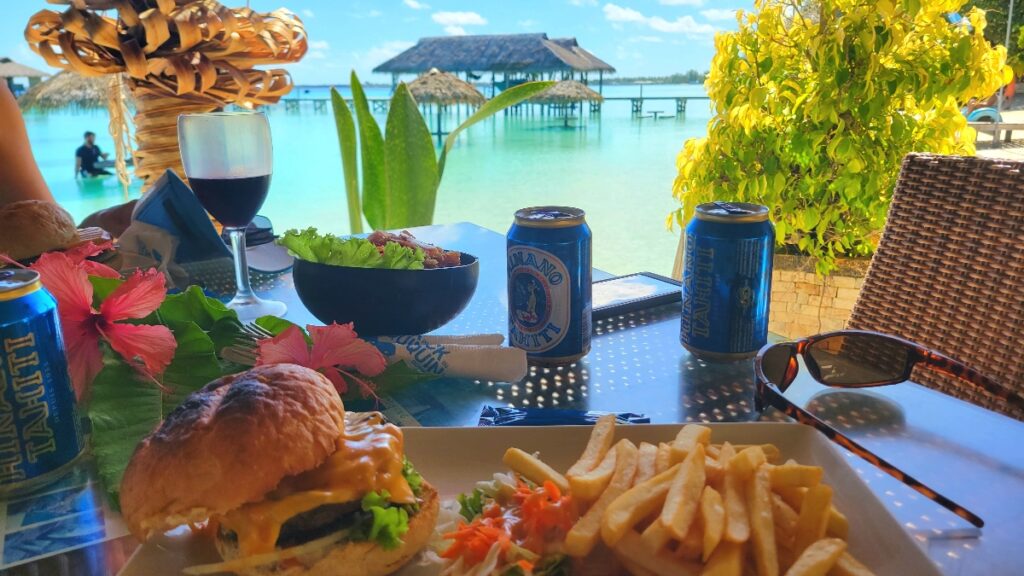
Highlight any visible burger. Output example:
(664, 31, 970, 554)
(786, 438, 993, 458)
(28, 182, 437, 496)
(120, 364, 438, 575)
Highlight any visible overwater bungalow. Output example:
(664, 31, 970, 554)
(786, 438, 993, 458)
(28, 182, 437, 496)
(0, 57, 48, 95)
(373, 33, 615, 94)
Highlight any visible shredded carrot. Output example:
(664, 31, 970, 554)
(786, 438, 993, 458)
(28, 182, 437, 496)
(442, 518, 510, 567)
(513, 480, 578, 554)
(517, 558, 535, 573)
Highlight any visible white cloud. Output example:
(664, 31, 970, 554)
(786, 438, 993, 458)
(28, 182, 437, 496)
(432, 11, 487, 26)
(519, 19, 539, 28)
(368, 9, 382, 17)
(432, 11, 486, 35)
(404, 0, 429, 8)
(604, 4, 645, 23)
(301, 8, 314, 18)
(603, 3, 715, 36)
(306, 39, 329, 60)
(630, 35, 664, 43)
(350, 40, 416, 77)
(648, 15, 714, 34)
(659, 0, 704, 5)
(700, 8, 737, 21)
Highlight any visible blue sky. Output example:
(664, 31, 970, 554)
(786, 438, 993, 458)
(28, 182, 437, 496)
(3, 0, 751, 85)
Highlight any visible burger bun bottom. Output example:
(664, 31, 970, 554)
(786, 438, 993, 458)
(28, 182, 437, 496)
(216, 482, 439, 576)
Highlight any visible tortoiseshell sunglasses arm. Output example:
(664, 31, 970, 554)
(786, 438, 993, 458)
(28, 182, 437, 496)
(913, 347, 1024, 412)
(757, 381, 985, 528)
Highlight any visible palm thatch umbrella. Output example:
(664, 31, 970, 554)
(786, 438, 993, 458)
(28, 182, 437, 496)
(408, 68, 485, 142)
(18, 71, 116, 110)
(531, 80, 602, 126)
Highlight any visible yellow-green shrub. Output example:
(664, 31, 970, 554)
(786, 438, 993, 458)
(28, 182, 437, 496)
(672, 0, 1011, 274)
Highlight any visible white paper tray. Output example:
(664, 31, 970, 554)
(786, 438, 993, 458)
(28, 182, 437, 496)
(121, 422, 939, 575)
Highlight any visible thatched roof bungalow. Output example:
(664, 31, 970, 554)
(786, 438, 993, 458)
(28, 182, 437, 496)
(0, 57, 49, 93)
(374, 33, 614, 91)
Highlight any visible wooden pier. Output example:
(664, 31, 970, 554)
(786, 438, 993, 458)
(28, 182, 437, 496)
(272, 95, 710, 117)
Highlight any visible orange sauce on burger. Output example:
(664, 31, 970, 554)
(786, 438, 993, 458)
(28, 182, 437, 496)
(217, 413, 414, 556)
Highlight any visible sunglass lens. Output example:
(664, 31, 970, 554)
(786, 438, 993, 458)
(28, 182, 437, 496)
(808, 334, 910, 386)
(761, 345, 794, 387)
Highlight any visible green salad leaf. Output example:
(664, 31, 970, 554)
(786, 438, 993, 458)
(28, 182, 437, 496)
(352, 490, 410, 550)
(279, 228, 424, 270)
(457, 488, 487, 521)
(402, 457, 423, 497)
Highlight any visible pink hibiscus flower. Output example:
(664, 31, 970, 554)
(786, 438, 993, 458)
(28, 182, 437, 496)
(256, 323, 387, 398)
(29, 252, 177, 399)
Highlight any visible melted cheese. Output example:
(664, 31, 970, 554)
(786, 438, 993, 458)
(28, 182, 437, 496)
(217, 412, 414, 557)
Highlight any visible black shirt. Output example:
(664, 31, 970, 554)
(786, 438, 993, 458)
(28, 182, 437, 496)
(76, 144, 102, 173)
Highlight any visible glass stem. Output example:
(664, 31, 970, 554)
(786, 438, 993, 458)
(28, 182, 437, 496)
(228, 228, 255, 299)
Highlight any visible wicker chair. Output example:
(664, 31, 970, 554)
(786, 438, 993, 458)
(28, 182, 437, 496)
(848, 153, 1024, 420)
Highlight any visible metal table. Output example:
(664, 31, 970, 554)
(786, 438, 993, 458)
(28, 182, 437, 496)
(2, 222, 1021, 575)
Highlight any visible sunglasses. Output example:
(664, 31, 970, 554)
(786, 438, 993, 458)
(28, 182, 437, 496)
(755, 330, 1024, 529)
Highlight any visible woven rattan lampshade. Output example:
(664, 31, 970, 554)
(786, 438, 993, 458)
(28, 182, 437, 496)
(25, 0, 307, 187)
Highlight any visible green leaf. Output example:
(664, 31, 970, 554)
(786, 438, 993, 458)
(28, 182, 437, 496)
(383, 83, 439, 227)
(161, 321, 223, 415)
(352, 490, 410, 550)
(157, 286, 237, 331)
(457, 487, 486, 521)
(278, 228, 424, 269)
(89, 276, 123, 305)
(350, 71, 389, 230)
(331, 87, 363, 234)
(371, 360, 439, 393)
(438, 81, 554, 178)
(88, 358, 161, 509)
(88, 321, 225, 507)
(255, 315, 301, 337)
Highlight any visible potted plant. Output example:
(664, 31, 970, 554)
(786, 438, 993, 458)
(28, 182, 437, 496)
(671, 0, 1011, 336)
(332, 72, 552, 232)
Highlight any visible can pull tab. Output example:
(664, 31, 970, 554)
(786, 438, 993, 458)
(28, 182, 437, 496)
(711, 201, 755, 215)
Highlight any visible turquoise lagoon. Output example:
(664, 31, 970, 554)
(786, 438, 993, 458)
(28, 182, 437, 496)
(21, 83, 710, 276)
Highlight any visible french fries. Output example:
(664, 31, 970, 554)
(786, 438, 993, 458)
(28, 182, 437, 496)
(771, 494, 799, 550)
(601, 464, 680, 546)
(703, 541, 744, 576)
(721, 443, 751, 544)
(636, 442, 658, 484)
(783, 537, 846, 576)
(701, 485, 725, 561)
(566, 413, 616, 477)
(770, 463, 824, 488)
(498, 421, 875, 576)
(731, 446, 768, 479)
(655, 442, 673, 473)
(747, 467, 779, 576)
(661, 443, 706, 539)
(502, 447, 570, 493)
(614, 530, 703, 576)
(565, 440, 639, 557)
(775, 485, 849, 540)
(792, 484, 832, 555)
(570, 445, 618, 501)
(829, 552, 874, 576)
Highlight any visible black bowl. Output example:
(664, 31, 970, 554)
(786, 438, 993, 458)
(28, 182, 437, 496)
(292, 254, 479, 336)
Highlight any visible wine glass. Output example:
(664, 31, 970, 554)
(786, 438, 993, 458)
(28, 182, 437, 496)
(177, 111, 287, 320)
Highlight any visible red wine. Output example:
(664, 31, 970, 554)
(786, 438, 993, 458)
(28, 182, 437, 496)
(190, 175, 271, 228)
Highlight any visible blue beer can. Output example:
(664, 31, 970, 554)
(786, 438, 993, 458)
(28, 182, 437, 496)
(679, 202, 774, 361)
(0, 269, 85, 496)
(507, 207, 592, 364)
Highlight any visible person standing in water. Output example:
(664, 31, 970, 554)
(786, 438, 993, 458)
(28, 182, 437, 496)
(75, 131, 111, 178)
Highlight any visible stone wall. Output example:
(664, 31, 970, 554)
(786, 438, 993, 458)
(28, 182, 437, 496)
(768, 254, 869, 339)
